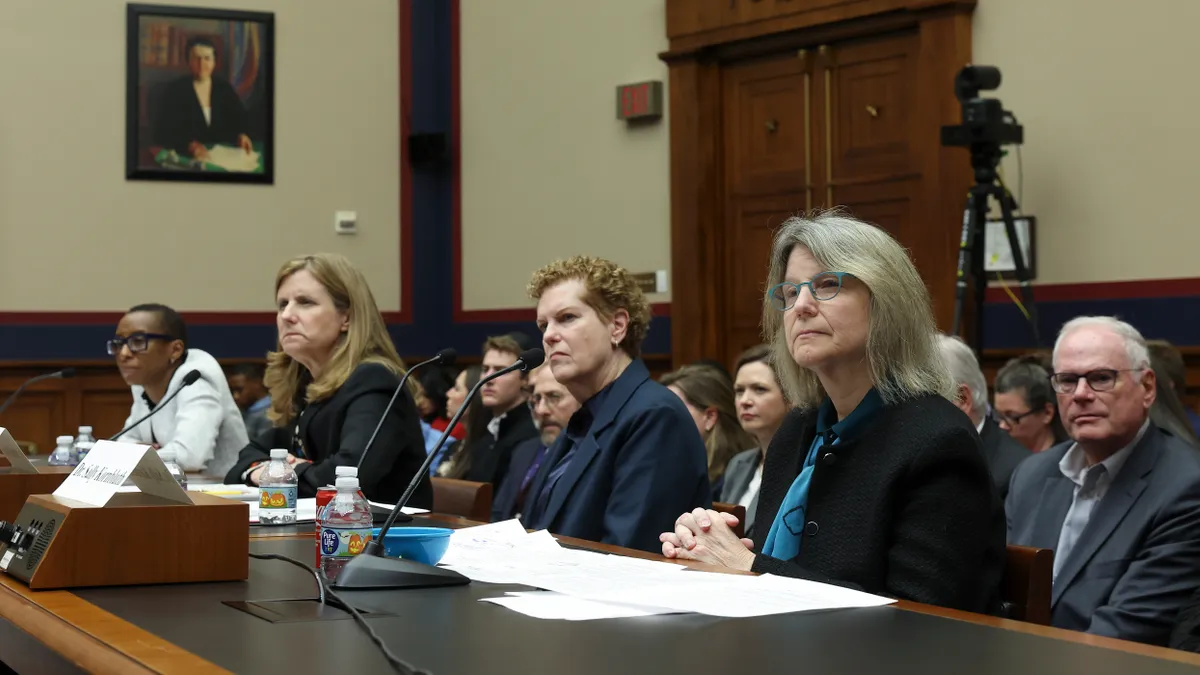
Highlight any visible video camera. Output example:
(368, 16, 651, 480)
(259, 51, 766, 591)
(940, 65, 1023, 149)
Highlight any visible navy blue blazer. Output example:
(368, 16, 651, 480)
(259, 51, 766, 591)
(491, 437, 546, 522)
(1007, 424, 1200, 645)
(523, 359, 711, 552)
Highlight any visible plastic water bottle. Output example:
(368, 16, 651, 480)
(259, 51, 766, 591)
(48, 436, 74, 466)
(317, 474, 373, 582)
(72, 426, 96, 464)
(157, 448, 187, 489)
(258, 448, 298, 525)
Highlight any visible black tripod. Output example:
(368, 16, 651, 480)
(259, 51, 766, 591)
(950, 149, 1039, 358)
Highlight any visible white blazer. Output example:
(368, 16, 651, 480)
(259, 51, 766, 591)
(119, 348, 249, 475)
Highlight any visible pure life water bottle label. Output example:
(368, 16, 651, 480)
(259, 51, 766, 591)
(259, 486, 297, 510)
(320, 527, 372, 557)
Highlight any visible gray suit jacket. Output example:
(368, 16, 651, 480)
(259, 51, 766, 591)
(719, 448, 762, 539)
(979, 418, 1031, 500)
(1006, 425, 1200, 645)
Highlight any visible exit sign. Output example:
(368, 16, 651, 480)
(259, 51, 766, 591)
(616, 81, 663, 121)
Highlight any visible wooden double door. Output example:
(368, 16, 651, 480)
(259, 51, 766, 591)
(721, 32, 923, 363)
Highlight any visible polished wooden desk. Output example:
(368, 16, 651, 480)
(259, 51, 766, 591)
(1, 515, 1199, 674)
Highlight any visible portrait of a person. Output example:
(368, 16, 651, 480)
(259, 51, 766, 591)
(152, 37, 254, 164)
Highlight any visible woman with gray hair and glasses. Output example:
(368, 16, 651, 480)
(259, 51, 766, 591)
(661, 211, 1006, 613)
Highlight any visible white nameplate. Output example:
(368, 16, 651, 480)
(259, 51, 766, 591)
(0, 428, 38, 474)
(53, 441, 192, 507)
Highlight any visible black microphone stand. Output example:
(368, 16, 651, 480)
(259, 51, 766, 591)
(332, 348, 543, 590)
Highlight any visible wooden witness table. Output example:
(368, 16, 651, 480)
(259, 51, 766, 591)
(2, 514, 1200, 675)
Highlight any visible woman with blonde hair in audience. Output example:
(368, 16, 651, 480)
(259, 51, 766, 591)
(661, 211, 1005, 613)
(993, 355, 1067, 453)
(720, 345, 791, 539)
(224, 253, 432, 507)
(661, 364, 756, 499)
(523, 256, 710, 553)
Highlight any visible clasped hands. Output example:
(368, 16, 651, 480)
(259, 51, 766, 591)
(659, 508, 756, 571)
(248, 453, 308, 486)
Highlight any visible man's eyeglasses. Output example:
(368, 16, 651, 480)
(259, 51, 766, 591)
(766, 272, 854, 311)
(993, 409, 1038, 426)
(106, 332, 176, 356)
(529, 391, 567, 410)
(1049, 368, 1138, 395)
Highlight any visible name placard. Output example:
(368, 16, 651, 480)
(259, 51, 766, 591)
(54, 441, 192, 507)
(0, 428, 37, 474)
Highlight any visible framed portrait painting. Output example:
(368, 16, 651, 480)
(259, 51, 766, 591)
(126, 4, 275, 184)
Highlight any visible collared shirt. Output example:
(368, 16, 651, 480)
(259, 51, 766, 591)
(525, 381, 616, 527)
(1053, 419, 1149, 579)
(487, 411, 508, 440)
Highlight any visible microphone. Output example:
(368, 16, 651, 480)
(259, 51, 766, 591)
(357, 348, 457, 471)
(109, 370, 203, 441)
(0, 368, 76, 417)
(333, 347, 544, 590)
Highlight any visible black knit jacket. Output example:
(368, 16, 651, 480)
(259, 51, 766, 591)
(751, 393, 1006, 614)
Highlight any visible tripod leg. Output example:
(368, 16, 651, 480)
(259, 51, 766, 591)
(951, 193, 976, 338)
(970, 189, 989, 359)
(997, 192, 1040, 346)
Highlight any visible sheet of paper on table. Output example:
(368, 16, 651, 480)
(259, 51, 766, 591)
(480, 592, 677, 620)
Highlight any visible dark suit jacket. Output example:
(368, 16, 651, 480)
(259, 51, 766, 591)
(752, 394, 1006, 613)
(491, 437, 545, 522)
(464, 404, 538, 492)
(224, 363, 432, 509)
(1006, 425, 1200, 645)
(1171, 585, 1200, 652)
(523, 360, 711, 553)
(979, 417, 1031, 500)
(719, 448, 762, 539)
(152, 75, 250, 152)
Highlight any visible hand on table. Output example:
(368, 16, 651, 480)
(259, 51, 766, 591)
(660, 508, 756, 571)
(188, 141, 209, 160)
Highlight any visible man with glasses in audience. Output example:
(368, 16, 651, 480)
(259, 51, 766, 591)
(1007, 316, 1200, 646)
(492, 365, 580, 521)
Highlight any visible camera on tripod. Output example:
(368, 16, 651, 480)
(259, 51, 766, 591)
(940, 65, 1023, 150)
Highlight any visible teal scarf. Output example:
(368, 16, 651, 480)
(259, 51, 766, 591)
(761, 389, 884, 561)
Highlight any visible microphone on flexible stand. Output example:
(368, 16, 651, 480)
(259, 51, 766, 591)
(0, 368, 76, 417)
(109, 370, 203, 441)
(333, 347, 545, 590)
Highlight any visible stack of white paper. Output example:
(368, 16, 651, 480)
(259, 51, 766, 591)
(445, 520, 896, 621)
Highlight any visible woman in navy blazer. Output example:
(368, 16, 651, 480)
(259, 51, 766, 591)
(521, 256, 711, 553)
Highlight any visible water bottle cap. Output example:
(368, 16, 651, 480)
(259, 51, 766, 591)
(334, 466, 358, 477)
(56, 436, 73, 444)
(157, 448, 176, 461)
(269, 448, 288, 460)
(79, 426, 93, 433)
(335, 476, 360, 490)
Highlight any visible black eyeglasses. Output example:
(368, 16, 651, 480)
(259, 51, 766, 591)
(1049, 369, 1138, 395)
(106, 332, 176, 356)
(529, 391, 567, 410)
(993, 408, 1038, 426)
(766, 272, 854, 311)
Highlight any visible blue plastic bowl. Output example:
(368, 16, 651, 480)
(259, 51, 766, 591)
(370, 527, 453, 565)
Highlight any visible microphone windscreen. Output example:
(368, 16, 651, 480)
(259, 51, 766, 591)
(436, 348, 457, 366)
(518, 348, 545, 370)
(182, 370, 203, 386)
(58, 367, 77, 379)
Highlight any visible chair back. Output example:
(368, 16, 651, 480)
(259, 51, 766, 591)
(711, 501, 746, 539)
(1002, 544, 1053, 625)
(431, 477, 493, 522)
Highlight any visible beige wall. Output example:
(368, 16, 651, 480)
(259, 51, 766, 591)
(459, 0, 671, 311)
(960, 0, 1199, 285)
(0, 0, 402, 312)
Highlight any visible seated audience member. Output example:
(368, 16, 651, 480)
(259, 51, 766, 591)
(417, 366, 463, 440)
(721, 345, 791, 540)
(224, 254, 432, 508)
(459, 334, 539, 489)
(661, 213, 1005, 613)
(435, 365, 481, 476)
(994, 355, 1068, 452)
(111, 303, 248, 476)
(227, 363, 272, 441)
(524, 256, 711, 552)
(492, 365, 580, 521)
(1148, 353, 1200, 448)
(937, 334, 1030, 499)
(1006, 316, 1200, 645)
(662, 364, 756, 499)
(1146, 339, 1200, 444)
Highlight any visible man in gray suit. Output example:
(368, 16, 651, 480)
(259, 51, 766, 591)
(937, 334, 1031, 499)
(1007, 316, 1200, 646)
